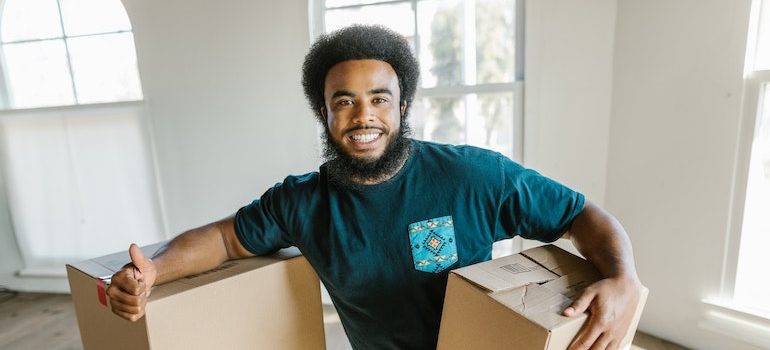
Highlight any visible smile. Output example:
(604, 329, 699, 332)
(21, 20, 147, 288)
(350, 132, 382, 143)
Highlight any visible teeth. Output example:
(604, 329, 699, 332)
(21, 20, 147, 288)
(351, 133, 379, 142)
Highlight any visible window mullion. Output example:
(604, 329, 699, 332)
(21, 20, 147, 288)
(326, 0, 414, 11)
(412, 0, 419, 61)
(515, 0, 525, 80)
(0, 30, 132, 46)
(748, 69, 770, 82)
(418, 82, 517, 97)
(54, 0, 79, 104)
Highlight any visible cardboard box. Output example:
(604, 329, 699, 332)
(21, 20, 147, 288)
(437, 244, 648, 350)
(66, 243, 325, 350)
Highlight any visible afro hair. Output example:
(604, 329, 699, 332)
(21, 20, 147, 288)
(301, 25, 420, 124)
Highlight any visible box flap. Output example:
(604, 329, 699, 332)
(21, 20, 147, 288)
(450, 244, 602, 331)
(66, 242, 167, 280)
(452, 253, 559, 292)
(150, 247, 303, 301)
(65, 241, 303, 301)
(520, 245, 596, 277)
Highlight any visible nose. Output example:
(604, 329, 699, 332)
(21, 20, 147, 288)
(352, 101, 376, 124)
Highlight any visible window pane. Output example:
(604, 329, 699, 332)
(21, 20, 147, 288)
(417, 0, 464, 88)
(326, 0, 398, 8)
(68, 33, 143, 104)
(475, 0, 516, 84)
(59, 0, 132, 36)
(735, 83, 770, 314)
(0, 0, 63, 42)
(2, 40, 75, 108)
(470, 92, 515, 157)
(325, 3, 415, 38)
(411, 92, 514, 157)
(411, 95, 466, 145)
(755, 0, 770, 71)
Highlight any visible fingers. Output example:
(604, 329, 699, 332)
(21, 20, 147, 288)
(111, 268, 145, 295)
(106, 281, 148, 322)
(568, 315, 603, 350)
(587, 333, 612, 350)
(566, 277, 642, 350)
(564, 286, 595, 317)
(106, 264, 150, 322)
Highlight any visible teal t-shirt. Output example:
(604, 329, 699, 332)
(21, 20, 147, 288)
(235, 140, 584, 350)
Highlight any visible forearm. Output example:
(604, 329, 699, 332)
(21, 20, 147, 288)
(151, 217, 241, 285)
(565, 200, 639, 282)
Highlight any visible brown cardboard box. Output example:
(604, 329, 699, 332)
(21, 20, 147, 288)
(437, 244, 648, 350)
(66, 242, 325, 350)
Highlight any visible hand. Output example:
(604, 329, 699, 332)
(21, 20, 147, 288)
(563, 276, 643, 350)
(106, 243, 158, 321)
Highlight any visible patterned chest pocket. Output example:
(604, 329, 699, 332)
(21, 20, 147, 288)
(408, 216, 459, 273)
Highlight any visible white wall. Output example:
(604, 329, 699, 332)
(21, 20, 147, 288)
(0, 0, 318, 291)
(123, 0, 319, 233)
(606, 0, 760, 349)
(524, 0, 617, 205)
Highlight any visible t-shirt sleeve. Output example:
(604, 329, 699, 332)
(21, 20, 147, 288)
(234, 184, 294, 256)
(496, 155, 585, 243)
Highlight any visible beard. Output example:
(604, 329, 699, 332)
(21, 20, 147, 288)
(322, 119, 412, 190)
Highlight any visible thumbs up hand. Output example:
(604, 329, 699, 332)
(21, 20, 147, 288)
(106, 243, 158, 322)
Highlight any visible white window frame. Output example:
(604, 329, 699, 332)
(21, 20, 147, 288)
(701, 1, 770, 347)
(308, 0, 525, 163)
(0, 0, 142, 110)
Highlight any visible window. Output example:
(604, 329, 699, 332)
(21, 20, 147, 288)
(0, 0, 143, 109)
(733, 0, 770, 316)
(0, 0, 162, 273)
(701, 2, 770, 346)
(311, 0, 524, 161)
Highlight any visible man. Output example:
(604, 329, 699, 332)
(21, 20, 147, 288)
(108, 25, 643, 350)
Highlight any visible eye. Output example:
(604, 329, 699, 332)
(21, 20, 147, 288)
(336, 99, 353, 107)
(372, 97, 388, 104)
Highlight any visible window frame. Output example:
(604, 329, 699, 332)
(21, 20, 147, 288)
(308, 0, 525, 162)
(701, 0, 770, 347)
(0, 0, 142, 110)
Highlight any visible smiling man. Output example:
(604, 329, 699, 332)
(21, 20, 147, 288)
(321, 59, 411, 188)
(107, 25, 643, 350)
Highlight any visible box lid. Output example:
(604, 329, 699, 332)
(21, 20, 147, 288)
(451, 244, 602, 331)
(66, 242, 303, 301)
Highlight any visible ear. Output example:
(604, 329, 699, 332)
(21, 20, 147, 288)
(400, 101, 407, 117)
(320, 107, 329, 127)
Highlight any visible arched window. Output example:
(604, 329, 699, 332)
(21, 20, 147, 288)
(0, 0, 143, 109)
(0, 0, 163, 278)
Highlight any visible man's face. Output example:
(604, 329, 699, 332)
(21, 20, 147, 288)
(323, 59, 405, 163)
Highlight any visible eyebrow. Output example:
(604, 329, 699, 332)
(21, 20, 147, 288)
(369, 88, 394, 96)
(330, 88, 394, 99)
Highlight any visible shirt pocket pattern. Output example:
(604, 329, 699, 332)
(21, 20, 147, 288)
(408, 216, 458, 273)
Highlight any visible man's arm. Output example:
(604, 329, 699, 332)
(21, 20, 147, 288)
(561, 200, 643, 350)
(106, 216, 254, 321)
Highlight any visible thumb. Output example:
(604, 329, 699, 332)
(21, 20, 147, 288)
(563, 289, 594, 317)
(129, 243, 153, 271)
